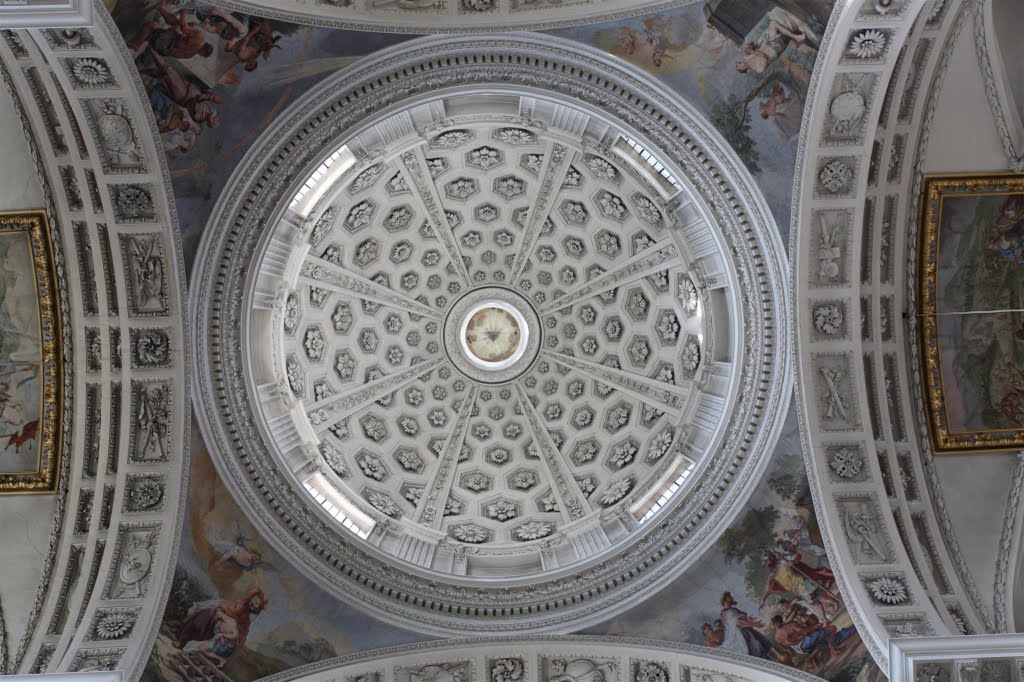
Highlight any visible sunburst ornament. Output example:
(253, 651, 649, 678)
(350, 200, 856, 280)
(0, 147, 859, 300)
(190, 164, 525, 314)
(848, 29, 887, 59)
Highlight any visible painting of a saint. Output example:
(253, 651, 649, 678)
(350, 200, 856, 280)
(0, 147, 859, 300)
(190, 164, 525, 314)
(732, 7, 819, 76)
(769, 604, 856, 673)
(583, 442, 875, 679)
(696, 513, 865, 674)
(555, 0, 830, 228)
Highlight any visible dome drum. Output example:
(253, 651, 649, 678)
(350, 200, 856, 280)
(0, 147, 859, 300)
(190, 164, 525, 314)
(193, 35, 791, 634)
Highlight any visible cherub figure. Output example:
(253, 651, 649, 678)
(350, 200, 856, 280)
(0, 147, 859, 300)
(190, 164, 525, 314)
(761, 83, 793, 116)
(642, 27, 674, 68)
(214, 535, 263, 572)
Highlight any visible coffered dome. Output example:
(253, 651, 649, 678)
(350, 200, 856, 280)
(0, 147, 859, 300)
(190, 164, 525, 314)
(192, 35, 791, 635)
(273, 108, 711, 568)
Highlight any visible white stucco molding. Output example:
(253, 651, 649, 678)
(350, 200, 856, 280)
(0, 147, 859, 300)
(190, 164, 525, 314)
(262, 636, 825, 682)
(0, 3, 191, 679)
(890, 633, 1024, 681)
(0, 1, 91, 29)
(790, 0, 996, 672)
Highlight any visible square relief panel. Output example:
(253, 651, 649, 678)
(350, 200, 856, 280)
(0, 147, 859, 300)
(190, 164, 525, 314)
(630, 660, 668, 682)
(812, 353, 861, 431)
(810, 299, 849, 341)
(825, 443, 870, 483)
(810, 208, 853, 287)
(397, 661, 473, 682)
(823, 72, 879, 145)
(835, 493, 895, 564)
(541, 656, 618, 682)
(814, 157, 858, 199)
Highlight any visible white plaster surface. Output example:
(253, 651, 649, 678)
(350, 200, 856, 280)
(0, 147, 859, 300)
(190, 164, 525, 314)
(0, 86, 59, 656)
(922, 17, 1022, 627)
(933, 453, 1017, 615)
(922, 20, 1008, 174)
(992, 0, 1024, 140)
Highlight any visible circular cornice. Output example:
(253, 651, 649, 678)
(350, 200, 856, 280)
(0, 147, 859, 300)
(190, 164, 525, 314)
(191, 33, 792, 635)
(262, 635, 824, 682)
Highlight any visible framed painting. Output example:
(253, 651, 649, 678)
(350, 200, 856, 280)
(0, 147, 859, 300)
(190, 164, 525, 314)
(0, 211, 62, 492)
(918, 174, 1024, 453)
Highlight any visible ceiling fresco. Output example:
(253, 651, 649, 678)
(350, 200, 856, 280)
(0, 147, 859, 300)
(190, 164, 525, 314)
(100, 0, 882, 680)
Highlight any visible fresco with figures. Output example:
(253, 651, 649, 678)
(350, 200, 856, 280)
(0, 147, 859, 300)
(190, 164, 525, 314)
(111, 1, 885, 681)
(110, 0, 410, 270)
(554, 0, 832, 233)
(919, 176, 1024, 451)
(142, 430, 430, 681)
(581, 408, 882, 682)
(0, 212, 60, 493)
(938, 194, 1024, 431)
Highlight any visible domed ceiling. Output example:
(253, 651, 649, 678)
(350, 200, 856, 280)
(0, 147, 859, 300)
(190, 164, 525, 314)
(192, 35, 791, 635)
(278, 115, 704, 566)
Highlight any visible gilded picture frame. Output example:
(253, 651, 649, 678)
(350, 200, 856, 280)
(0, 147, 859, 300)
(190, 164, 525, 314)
(917, 173, 1024, 453)
(0, 211, 63, 492)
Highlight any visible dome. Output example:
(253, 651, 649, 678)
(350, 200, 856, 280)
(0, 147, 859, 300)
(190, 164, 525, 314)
(192, 35, 791, 635)
(273, 104, 706, 567)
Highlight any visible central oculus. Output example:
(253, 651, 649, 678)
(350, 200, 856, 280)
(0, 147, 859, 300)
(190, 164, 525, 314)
(444, 288, 541, 383)
(462, 303, 525, 365)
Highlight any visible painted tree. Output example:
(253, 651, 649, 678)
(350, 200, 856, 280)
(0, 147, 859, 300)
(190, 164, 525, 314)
(767, 454, 810, 504)
(717, 505, 780, 599)
(710, 94, 761, 174)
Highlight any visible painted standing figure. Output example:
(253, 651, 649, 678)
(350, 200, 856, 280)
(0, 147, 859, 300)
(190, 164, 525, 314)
(717, 591, 773, 659)
(758, 547, 842, 625)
